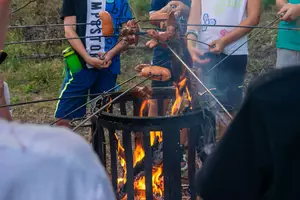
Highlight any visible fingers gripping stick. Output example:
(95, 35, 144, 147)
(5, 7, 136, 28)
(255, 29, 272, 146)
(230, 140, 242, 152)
(146, 12, 178, 49)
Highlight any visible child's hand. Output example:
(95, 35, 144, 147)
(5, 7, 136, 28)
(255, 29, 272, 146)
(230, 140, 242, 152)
(167, 1, 190, 18)
(86, 55, 111, 69)
(278, 3, 300, 21)
(186, 37, 210, 65)
(209, 39, 226, 54)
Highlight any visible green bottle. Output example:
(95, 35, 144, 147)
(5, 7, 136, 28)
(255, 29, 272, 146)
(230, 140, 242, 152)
(62, 47, 82, 74)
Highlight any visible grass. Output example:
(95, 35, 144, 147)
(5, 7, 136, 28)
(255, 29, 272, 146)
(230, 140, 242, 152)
(1, 0, 279, 126)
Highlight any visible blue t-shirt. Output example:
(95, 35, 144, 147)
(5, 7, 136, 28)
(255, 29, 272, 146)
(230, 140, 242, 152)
(61, 0, 132, 74)
(149, 0, 191, 68)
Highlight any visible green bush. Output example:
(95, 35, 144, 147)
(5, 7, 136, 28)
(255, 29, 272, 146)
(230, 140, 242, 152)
(129, 0, 151, 19)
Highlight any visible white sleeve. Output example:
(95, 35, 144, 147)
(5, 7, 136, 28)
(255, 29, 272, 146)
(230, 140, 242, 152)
(4, 82, 12, 115)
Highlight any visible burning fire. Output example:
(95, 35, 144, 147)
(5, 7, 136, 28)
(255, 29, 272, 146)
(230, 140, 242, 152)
(115, 80, 192, 199)
(115, 133, 127, 185)
(133, 143, 145, 167)
(171, 78, 189, 115)
(132, 100, 164, 198)
(150, 131, 162, 146)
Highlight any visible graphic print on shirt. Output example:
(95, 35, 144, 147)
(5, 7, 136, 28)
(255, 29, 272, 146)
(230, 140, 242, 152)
(220, 29, 231, 37)
(201, 13, 216, 32)
(85, 0, 106, 68)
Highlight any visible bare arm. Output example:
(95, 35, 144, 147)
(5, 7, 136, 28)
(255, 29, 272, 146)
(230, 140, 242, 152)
(186, 0, 201, 34)
(186, 0, 210, 64)
(0, 0, 11, 50)
(276, 0, 287, 10)
(64, 16, 111, 68)
(104, 22, 136, 61)
(64, 16, 89, 61)
(217, 0, 261, 49)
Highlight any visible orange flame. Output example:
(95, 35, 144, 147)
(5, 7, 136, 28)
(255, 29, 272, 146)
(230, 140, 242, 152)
(150, 131, 163, 146)
(134, 165, 164, 197)
(171, 78, 187, 115)
(106, 97, 113, 112)
(185, 87, 192, 109)
(133, 143, 146, 167)
(115, 133, 127, 185)
(139, 100, 148, 117)
(152, 165, 164, 196)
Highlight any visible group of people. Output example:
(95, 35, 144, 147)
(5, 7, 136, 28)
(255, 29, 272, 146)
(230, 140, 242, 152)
(0, 0, 300, 199)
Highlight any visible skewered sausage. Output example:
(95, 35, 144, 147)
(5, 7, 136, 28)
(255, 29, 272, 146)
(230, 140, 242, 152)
(149, 12, 169, 27)
(145, 12, 178, 48)
(99, 11, 114, 36)
(120, 20, 139, 46)
(135, 64, 171, 81)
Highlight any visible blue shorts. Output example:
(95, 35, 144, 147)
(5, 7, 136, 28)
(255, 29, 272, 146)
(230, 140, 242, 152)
(194, 52, 247, 111)
(54, 66, 117, 120)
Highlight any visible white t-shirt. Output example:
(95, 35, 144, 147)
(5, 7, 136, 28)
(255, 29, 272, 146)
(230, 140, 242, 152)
(197, 0, 248, 55)
(0, 120, 116, 200)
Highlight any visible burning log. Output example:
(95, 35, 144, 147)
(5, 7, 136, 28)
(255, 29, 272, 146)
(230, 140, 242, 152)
(117, 136, 163, 198)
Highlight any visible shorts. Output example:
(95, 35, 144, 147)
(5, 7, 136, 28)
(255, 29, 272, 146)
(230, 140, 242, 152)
(194, 52, 247, 111)
(54, 66, 117, 120)
(276, 48, 300, 68)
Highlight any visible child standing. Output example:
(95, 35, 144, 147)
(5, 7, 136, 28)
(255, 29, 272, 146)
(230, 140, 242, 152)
(186, 0, 261, 145)
(54, 0, 132, 127)
(148, 0, 192, 173)
(276, 0, 300, 68)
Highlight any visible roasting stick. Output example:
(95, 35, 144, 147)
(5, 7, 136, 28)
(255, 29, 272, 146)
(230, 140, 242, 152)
(50, 75, 138, 126)
(72, 75, 154, 131)
(208, 15, 282, 72)
(166, 44, 233, 120)
(0, 91, 123, 109)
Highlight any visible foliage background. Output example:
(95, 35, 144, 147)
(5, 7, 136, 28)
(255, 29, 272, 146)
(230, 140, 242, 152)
(3, 0, 278, 126)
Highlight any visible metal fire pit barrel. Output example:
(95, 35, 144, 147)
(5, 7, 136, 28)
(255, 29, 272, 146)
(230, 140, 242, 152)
(91, 87, 205, 200)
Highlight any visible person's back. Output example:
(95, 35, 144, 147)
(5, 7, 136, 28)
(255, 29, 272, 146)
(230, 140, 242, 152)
(195, 66, 300, 200)
(0, 120, 115, 200)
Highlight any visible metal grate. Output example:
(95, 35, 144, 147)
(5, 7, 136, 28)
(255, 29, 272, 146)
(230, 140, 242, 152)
(91, 87, 208, 200)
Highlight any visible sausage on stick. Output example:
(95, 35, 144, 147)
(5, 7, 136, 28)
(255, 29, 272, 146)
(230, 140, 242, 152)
(135, 64, 172, 81)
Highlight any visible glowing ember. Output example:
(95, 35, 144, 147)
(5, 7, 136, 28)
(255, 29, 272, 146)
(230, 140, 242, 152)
(133, 143, 146, 167)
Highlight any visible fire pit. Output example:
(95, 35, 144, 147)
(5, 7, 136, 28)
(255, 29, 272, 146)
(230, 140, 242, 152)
(91, 86, 206, 200)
